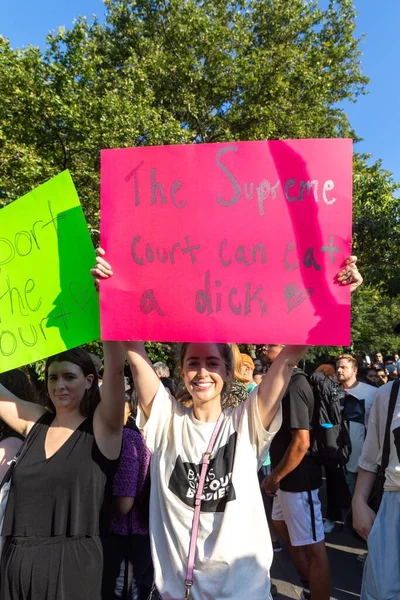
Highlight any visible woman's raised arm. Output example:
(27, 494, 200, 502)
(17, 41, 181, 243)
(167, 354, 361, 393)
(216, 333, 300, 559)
(0, 385, 45, 437)
(257, 345, 308, 429)
(124, 342, 161, 419)
(91, 249, 161, 420)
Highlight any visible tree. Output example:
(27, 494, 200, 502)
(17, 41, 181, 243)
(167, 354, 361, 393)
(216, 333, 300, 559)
(1, 0, 368, 226)
(353, 154, 400, 296)
(1, 0, 398, 364)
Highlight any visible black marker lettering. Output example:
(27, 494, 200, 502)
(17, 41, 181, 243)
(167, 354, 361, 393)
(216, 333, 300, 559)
(171, 181, 186, 209)
(19, 324, 38, 347)
(284, 242, 300, 271)
(215, 281, 222, 312)
(42, 200, 66, 238)
(151, 169, 167, 205)
(181, 236, 201, 264)
(244, 183, 254, 200)
(53, 302, 72, 329)
(145, 244, 154, 263)
(195, 271, 213, 315)
(321, 236, 340, 264)
(285, 179, 297, 202)
(24, 279, 42, 312)
(244, 283, 267, 317)
(299, 180, 318, 202)
(169, 242, 180, 264)
(216, 146, 241, 207)
(131, 235, 144, 265)
(0, 238, 15, 266)
(228, 288, 242, 315)
(15, 231, 32, 257)
(0, 330, 17, 356)
(140, 289, 165, 315)
(251, 243, 267, 265)
(39, 317, 48, 340)
(219, 239, 232, 267)
(235, 245, 250, 266)
(156, 248, 168, 263)
(30, 220, 44, 250)
(303, 248, 321, 271)
(125, 160, 144, 207)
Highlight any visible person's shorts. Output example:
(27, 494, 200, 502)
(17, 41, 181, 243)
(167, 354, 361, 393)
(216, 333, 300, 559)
(272, 488, 324, 546)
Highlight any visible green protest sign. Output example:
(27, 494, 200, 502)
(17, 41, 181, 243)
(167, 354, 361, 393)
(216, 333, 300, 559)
(0, 171, 100, 372)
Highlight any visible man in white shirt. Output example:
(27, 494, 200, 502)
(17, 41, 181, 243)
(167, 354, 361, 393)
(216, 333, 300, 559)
(336, 354, 378, 495)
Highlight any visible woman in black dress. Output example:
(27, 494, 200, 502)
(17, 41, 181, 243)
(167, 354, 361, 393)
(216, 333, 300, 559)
(0, 343, 126, 600)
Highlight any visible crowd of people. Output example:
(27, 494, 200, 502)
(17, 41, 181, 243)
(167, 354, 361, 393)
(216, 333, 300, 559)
(0, 253, 397, 600)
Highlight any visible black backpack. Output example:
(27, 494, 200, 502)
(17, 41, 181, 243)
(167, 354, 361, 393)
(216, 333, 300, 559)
(308, 371, 352, 467)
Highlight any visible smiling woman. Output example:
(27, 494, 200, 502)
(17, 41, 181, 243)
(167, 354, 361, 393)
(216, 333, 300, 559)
(92, 248, 362, 600)
(0, 345, 126, 600)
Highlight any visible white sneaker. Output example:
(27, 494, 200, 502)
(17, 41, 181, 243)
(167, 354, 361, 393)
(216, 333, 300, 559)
(323, 519, 335, 534)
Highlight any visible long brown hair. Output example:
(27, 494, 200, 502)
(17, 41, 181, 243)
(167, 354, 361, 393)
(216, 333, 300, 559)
(45, 348, 100, 416)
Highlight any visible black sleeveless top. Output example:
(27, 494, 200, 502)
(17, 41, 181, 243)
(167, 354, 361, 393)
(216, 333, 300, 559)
(2, 412, 118, 537)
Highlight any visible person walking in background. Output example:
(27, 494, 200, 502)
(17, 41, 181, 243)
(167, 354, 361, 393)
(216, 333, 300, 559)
(262, 345, 329, 600)
(313, 365, 351, 534)
(336, 355, 377, 496)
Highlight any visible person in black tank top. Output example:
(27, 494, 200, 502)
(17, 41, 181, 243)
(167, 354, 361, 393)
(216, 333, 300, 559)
(0, 345, 126, 600)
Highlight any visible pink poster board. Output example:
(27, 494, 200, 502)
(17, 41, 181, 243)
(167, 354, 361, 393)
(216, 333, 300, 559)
(100, 139, 352, 345)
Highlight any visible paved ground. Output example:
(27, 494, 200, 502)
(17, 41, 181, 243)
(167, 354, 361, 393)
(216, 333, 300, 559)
(271, 522, 367, 599)
(270, 477, 367, 599)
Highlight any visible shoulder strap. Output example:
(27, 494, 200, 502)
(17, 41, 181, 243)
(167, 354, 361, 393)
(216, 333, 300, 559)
(184, 411, 226, 599)
(381, 380, 400, 472)
(0, 412, 48, 487)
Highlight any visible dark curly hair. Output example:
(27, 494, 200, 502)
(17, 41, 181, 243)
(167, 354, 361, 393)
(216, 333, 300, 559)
(45, 348, 100, 417)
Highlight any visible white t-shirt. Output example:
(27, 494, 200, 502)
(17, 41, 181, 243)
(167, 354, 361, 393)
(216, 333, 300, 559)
(345, 381, 377, 473)
(359, 381, 400, 491)
(138, 383, 282, 600)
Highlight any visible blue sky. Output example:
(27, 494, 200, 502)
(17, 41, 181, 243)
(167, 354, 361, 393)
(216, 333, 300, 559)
(1, 0, 399, 184)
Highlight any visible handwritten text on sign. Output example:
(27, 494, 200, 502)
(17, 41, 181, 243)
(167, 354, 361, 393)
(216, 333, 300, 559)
(100, 139, 352, 345)
(0, 171, 100, 372)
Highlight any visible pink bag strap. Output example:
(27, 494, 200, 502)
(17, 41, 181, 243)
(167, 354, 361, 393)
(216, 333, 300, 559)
(184, 411, 226, 599)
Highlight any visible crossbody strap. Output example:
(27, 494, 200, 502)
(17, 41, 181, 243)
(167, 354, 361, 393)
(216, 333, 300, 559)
(0, 413, 47, 488)
(184, 411, 226, 599)
(381, 379, 400, 474)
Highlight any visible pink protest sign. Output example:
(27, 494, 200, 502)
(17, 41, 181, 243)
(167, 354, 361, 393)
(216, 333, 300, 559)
(100, 139, 352, 345)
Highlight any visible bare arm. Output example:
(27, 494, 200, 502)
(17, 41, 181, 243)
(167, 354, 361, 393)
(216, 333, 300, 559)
(263, 429, 310, 496)
(93, 341, 126, 459)
(91, 249, 160, 420)
(0, 385, 45, 437)
(114, 496, 134, 516)
(257, 345, 308, 429)
(124, 342, 160, 419)
(352, 468, 377, 540)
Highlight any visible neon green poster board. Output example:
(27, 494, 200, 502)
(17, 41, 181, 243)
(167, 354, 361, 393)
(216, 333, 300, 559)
(0, 171, 100, 372)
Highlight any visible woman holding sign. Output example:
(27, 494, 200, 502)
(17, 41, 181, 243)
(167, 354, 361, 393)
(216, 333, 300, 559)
(0, 346, 126, 600)
(92, 250, 361, 600)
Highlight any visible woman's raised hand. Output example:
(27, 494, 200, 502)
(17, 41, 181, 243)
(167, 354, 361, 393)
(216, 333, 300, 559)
(90, 248, 113, 291)
(337, 255, 363, 292)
